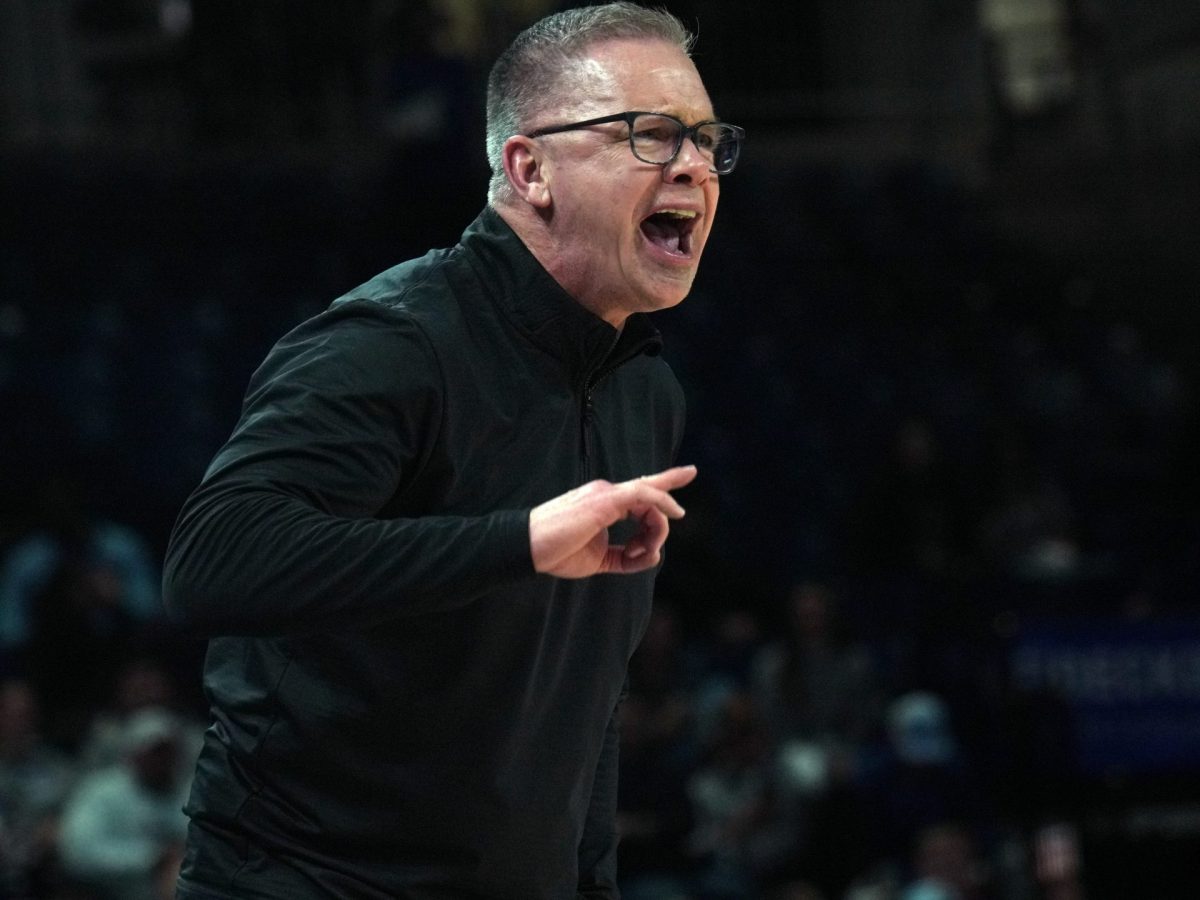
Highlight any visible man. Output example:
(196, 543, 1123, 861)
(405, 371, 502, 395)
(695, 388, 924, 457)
(59, 708, 191, 900)
(163, 3, 743, 898)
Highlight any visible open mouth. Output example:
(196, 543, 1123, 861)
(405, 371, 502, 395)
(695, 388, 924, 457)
(640, 208, 699, 258)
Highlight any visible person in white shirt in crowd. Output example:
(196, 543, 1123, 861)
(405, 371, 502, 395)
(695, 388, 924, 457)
(58, 708, 194, 900)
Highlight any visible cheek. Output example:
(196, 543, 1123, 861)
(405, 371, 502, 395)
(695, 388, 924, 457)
(707, 184, 721, 221)
(588, 195, 629, 235)
(699, 189, 720, 247)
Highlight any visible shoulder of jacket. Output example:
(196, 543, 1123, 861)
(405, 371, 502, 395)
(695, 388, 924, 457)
(331, 244, 468, 320)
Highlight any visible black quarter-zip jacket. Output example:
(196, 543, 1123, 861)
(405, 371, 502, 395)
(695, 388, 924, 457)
(163, 207, 685, 899)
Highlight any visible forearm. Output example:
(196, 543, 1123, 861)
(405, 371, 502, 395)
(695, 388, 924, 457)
(163, 482, 531, 636)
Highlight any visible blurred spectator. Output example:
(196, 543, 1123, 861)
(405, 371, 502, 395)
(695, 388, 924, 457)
(22, 566, 139, 749)
(0, 677, 78, 898)
(381, 0, 479, 145)
(698, 608, 764, 699)
(77, 658, 203, 775)
(618, 605, 701, 894)
(712, 610, 764, 682)
(374, 0, 490, 249)
(751, 581, 884, 895)
(628, 603, 705, 717)
(976, 430, 1081, 585)
(57, 708, 191, 900)
(1032, 822, 1086, 900)
(843, 862, 902, 900)
(0, 476, 160, 649)
(753, 581, 882, 762)
(861, 692, 991, 867)
(686, 690, 797, 899)
(899, 821, 993, 900)
(0, 477, 164, 744)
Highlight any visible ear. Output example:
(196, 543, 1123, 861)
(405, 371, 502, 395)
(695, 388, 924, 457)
(502, 135, 552, 209)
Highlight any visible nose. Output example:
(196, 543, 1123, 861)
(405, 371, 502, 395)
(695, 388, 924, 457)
(662, 136, 712, 185)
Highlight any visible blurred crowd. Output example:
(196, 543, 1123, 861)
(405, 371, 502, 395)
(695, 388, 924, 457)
(0, 475, 203, 900)
(612, 581, 1092, 900)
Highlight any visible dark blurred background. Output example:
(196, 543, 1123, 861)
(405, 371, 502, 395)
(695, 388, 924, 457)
(1, 1, 1198, 899)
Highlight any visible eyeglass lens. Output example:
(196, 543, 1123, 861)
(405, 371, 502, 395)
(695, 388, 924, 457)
(629, 114, 741, 174)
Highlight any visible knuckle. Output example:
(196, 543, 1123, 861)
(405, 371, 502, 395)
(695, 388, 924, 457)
(576, 479, 611, 498)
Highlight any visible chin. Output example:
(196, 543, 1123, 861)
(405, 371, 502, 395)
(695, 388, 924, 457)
(652, 276, 696, 308)
(641, 289, 689, 314)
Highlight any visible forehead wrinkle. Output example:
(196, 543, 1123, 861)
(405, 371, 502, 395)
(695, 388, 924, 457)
(555, 57, 619, 118)
(626, 60, 714, 121)
(542, 40, 715, 127)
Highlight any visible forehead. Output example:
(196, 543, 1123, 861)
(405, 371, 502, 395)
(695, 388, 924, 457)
(563, 38, 714, 122)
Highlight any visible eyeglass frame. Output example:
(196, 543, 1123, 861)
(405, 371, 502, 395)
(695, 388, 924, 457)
(523, 110, 745, 175)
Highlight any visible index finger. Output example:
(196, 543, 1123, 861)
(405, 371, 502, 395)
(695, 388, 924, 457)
(631, 464, 698, 492)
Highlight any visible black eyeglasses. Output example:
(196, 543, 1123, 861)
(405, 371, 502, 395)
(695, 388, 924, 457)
(525, 111, 745, 175)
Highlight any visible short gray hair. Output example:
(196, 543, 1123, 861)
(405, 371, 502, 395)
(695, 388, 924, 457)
(485, 2, 695, 204)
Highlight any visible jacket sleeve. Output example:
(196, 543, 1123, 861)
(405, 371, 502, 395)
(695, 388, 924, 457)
(576, 691, 624, 898)
(161, 302, 533, 637)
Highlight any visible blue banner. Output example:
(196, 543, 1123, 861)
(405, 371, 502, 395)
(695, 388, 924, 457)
(1010, 618, 1200, 775)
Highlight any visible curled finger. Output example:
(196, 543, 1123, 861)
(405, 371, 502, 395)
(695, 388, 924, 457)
(622, 507, 670, 563)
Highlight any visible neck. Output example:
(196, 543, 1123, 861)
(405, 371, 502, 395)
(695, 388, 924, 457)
(492, 201, 628, 330)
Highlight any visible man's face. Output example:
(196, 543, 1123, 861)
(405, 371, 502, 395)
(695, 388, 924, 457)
(533, 39, 721, 326)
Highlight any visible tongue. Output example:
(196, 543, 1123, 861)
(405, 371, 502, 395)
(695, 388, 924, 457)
(642, 218, 682, 254)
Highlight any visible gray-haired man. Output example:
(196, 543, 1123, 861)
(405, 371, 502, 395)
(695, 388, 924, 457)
(166, 4, 742, 897)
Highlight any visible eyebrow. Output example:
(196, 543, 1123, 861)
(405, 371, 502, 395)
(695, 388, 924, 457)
(652, 106, 719, 124)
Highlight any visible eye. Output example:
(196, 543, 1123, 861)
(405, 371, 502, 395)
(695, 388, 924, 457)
(630, 115, 678, 145)
(633, 126, 673, 143)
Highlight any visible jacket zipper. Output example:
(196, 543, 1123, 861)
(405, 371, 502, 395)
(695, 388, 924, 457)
(580, 333, 624, 480)
(581, 388, 594, 480)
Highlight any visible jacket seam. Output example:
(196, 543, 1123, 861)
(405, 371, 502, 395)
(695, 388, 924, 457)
(229, 650, 295, 832)
(332, 295, 448, 506)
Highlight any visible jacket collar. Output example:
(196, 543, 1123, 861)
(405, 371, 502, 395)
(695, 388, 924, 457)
(457, 206, 663, 382)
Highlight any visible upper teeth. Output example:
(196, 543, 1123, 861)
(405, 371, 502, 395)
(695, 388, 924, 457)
(658, 209, 697, 219)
